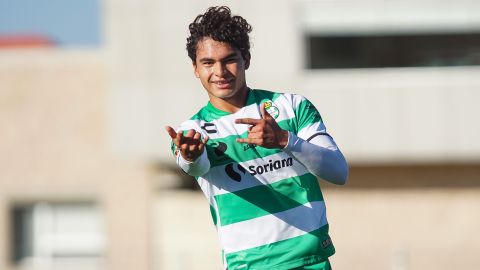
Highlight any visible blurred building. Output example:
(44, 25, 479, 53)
(1, 0, 480, 270)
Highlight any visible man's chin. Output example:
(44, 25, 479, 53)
(212, 88, 234, 97)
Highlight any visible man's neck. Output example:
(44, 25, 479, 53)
(209, 87, 250, 113)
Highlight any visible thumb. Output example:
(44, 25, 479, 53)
(261, 102, 273, 120)
(165, 126, 178, 139)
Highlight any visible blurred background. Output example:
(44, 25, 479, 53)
(1, 0, 479, 270)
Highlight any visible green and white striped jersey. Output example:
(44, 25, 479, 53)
(172, 89, 335, 270)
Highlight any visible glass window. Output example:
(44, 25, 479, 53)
(306, 33, 480, 69)
(10, 201, 105, 268)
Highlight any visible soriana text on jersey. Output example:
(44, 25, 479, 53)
(248, 157, 293, 175)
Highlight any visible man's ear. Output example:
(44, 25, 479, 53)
(244, 52, 251, 70)
(192, 61, 200, 78)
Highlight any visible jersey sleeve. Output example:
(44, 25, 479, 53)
(293, 95, 323, 135)
(292, 95, 337, 148)
(284, 94, 348, 184)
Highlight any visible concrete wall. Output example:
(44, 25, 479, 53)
(0, 50, 151, 270)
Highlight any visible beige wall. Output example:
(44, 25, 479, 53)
(0, 50, 151, 270)
(327, 187, 480, 270)
(154, 184, 480, 270)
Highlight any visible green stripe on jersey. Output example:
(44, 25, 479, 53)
(225, 224, 335, 270)
(215, 173, 323, 225)
(209, 204, 218, 226)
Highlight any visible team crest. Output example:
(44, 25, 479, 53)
(264, 101, 279, 119)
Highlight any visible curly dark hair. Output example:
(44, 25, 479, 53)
(186, 6, 252, 63)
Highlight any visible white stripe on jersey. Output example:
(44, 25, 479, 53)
(297, 122, 339, 151)
(219, 200, 327, 254)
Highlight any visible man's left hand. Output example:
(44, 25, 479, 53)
(235, 103, 288, 149)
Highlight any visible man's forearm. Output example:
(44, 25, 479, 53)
(283, 132, 348, 185)
(176, 150, 211, 177)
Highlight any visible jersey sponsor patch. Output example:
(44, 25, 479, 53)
(201, 122, 217, 134)
(243, 143, 256, 151)
(247, 157, 293, 176)
(225, 163, 247, 182)
(213, 141, 228, 156)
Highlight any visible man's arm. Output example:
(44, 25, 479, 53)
(165, 126, 210, 177)
(283, 132, 348, 185)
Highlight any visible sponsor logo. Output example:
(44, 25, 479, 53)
(243, 143, 256, 151)
(322, 236, 332, 249)
(248, 157, 293, 176)
(225, 163, 246, 182)
(306, 102, 322, 122)
(213, 141, 227, 156)
(201, 122, 217, 134)
(264, 101, 279, 119)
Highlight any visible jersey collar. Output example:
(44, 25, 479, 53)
(205, 88, 256, 115)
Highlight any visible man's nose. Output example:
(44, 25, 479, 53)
(213, 62, 227, 77)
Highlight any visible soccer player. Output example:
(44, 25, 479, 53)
(165, 6, 348, 270)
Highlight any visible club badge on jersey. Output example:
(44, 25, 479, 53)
(264, 101, 279, 119)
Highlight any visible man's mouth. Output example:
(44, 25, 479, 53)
(212, 79, 233, 89)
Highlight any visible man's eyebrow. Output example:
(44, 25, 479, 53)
(198, 53, 239, 63)
(198, 57, 214, 63)
(222, 52, 239, 60)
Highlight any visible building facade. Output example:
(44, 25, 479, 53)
(1, 1, 479, 270)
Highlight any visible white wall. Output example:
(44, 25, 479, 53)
(105, 0, 480, 164)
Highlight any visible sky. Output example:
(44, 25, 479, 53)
(0, 0, 101, 47)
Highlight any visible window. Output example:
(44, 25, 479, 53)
(306, 33, 480, 69)
(10, 201, 105, 269)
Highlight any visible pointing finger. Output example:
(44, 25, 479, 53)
(235, 118, 261, 125)
(236, 137, 262, 145)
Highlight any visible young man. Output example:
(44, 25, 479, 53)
(165, 6, 348, 270)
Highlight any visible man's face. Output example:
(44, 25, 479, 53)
(193, 37, 250, 106)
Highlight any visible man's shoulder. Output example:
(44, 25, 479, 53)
(252, 88, 304, 108)
(252, 88, 286, 100)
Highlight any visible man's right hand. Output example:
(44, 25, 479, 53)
(165, 126, 209, 162)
